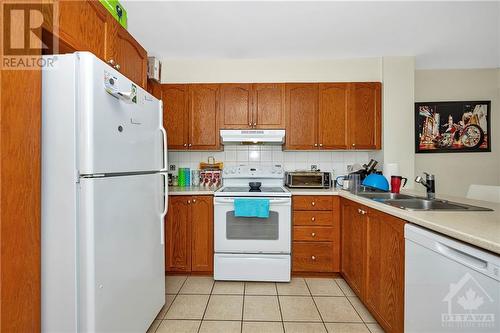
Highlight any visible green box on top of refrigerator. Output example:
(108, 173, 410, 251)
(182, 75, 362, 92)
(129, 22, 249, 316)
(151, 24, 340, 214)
(99, 0, 127, 29)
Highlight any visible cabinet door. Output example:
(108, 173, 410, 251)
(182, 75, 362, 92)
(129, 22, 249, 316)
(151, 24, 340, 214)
(220, 84, 252, 129)
(106, 18, 148, 89)
(340, 200, 366, 297)
(253, 84, 285, 129)
(162, 85, 189, 150)
(285, 84, 318, 150)
(188, 84, 220, 150)
(147, 80, 162, 100)
(191, 196, 214, 273)
(319, 83, 349, 149)
(57, 0, 108, 59)
(365, 210, 405, 333)
(349, 83, 381, 150)
(166, 196, 191, 272)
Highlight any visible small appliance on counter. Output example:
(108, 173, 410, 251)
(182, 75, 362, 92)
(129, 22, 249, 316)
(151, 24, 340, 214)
(285, 171, 331, 189)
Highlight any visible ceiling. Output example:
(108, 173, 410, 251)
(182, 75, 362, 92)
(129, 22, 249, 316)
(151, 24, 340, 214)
(125, 1, 500, 69)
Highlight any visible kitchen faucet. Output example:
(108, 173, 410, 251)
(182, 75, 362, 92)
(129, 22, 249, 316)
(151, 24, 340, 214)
(415, 172, 435, 199)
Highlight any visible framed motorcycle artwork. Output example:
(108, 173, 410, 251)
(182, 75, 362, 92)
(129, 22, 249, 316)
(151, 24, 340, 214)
(415, 101, 491, 153)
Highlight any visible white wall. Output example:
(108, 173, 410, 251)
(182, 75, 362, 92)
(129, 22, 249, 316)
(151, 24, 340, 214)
(161, 58, 382, 83)
(414, 68, 500, 196)
(162, 56, 416, 183)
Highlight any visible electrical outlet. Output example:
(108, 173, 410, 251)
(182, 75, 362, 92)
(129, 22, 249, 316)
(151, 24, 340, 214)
(311, 165, 318, 171)
(169, 164, 176, 171)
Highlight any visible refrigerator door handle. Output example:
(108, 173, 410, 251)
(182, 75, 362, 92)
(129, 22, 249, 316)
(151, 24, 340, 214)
(160, 127, 168, 171)
(160, 172, 168, 245)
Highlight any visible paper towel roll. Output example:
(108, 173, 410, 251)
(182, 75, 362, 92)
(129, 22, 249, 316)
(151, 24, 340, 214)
(383, 163, 400, 183)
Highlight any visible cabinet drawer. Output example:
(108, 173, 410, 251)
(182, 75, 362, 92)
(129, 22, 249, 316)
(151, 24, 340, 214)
(293, 242, 334, 272)
(293, 211, 333, 226)
(293, 196, 333, 211)
(293, 226, 333, 241)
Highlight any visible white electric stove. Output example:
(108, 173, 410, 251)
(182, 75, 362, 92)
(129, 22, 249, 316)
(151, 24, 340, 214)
(214, 165, 291, 282)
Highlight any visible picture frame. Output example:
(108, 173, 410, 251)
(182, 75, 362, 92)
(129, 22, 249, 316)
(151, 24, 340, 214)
(415, 101, 491, 153)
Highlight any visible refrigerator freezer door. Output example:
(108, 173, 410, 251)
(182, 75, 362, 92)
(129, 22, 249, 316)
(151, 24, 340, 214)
(79, 174, 165, 332)
(77, 52, 164, 175)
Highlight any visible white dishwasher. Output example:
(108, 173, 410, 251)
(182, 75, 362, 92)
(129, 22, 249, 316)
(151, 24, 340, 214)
(405, 224, 500, 333)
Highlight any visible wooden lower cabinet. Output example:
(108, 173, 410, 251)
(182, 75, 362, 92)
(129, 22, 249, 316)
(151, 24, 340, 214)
(365, 209, 405, 333)
(165, 195, 213, 274)
(340, 199, 405, 333)
(292, 196, 340, 273)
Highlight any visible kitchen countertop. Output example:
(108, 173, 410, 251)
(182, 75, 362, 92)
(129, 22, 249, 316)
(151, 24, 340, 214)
(286, 187, 340, 195)
(168, 185, 500, 254)
(339, 190, 500, 255)
(169, 186, 219, 195)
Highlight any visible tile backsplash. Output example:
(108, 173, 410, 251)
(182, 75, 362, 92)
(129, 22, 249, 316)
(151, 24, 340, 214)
(168, 145, 370, 178)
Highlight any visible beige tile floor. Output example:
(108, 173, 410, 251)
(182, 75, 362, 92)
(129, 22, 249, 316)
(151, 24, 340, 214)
(147, 276, 385, 333)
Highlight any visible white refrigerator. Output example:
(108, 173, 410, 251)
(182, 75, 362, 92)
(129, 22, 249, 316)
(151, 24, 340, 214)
(42, 52, 167, 333)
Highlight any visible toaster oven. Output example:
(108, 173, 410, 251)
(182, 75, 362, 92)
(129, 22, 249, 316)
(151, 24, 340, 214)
(285, 171, 331, 188)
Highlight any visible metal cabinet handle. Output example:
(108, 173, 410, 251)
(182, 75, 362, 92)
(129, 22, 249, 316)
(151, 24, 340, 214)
(311, 217, 316, 222)
(183, 143, 188, 147)
(188, 143, 192, 147)
(314, 143, 318, 147)
(352, 143, 356, 147)
(253, 122, 256, 127)
(107, 59, 116, 66)
(311, 202, 316, 206)
(358, 208, 366, 215)
(187, 200, 191, 204)
(115, 64, 120, 71)
(319, 143, 323, 147)
(248, 122, 252, 127)
(311, 256, 316, 260)
(192, 199, 196, 203)
(311, 232, 316, 237)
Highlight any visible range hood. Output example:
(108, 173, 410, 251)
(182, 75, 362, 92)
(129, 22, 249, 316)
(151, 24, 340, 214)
(220, 129, 285, 145)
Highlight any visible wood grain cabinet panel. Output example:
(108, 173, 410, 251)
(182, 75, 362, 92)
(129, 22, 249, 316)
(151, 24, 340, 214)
(340, 199, 367, 297)
(191, 196, 214, 273)
(285, 84, 319, 149)
(293, 195, 333, 211)
(253, 83, 285, 128)
(220, 84, 253, 129)
(188, 84, 220, 150)
(57, 1, 108, 60)
(293, 226, 333, 241)
(292, 242, 334, 272)
(166, 196, 191, 272)
(365, 210, 405, 333)
(293, 211, 334, 226)
(162, 85, 189, 150)
(106, 17, 148, 88)
(349, 82, 381, 149)
(319, 83, 349, 149)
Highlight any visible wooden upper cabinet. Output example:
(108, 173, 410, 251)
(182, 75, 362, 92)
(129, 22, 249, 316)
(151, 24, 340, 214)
(319, 83, 349, 149)
(252, 84, 285, 129)
(57, 1, 108, 59)
(106, 17, 148, 89)
(220, 84, 252, 129)
(191, 196, 214, 273)
(166, 196, 191, 272)
(162, 85, 189, 150)
(188, 84, 220, 150)
(285, 83, 319, 150)
(341, 199, 367, 298)
(349, 82, 381, 149)
(365, 210, 405, 333)
(147, 80, 162, 100)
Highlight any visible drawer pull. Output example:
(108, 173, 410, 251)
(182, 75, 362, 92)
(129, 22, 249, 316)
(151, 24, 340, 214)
(311, 232, 316, 237)
(311, 202, 316, 206)
(311, 217, 316, 222)
(311, 255, 316, 260)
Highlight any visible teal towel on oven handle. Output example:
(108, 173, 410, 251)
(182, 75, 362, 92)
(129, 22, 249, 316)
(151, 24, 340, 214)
(234, 199, 270, 218)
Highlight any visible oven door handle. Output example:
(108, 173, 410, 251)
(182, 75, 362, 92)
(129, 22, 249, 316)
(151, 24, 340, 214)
(214, 197, 291, 205)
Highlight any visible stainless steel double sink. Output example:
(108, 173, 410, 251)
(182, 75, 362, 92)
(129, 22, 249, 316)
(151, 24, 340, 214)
(356, 192, 493, 211)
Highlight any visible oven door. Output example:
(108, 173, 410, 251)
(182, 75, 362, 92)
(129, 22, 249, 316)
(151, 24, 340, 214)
(214, 197, 291, 254)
